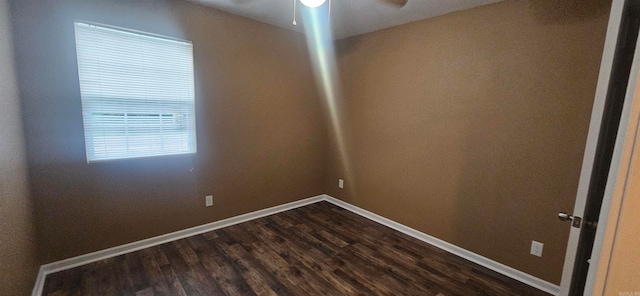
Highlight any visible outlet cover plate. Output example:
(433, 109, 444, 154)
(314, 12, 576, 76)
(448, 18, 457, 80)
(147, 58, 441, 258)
(206, 195, 213, 207)
(530, 240, 543, 257)
(339, 179, 344, 188)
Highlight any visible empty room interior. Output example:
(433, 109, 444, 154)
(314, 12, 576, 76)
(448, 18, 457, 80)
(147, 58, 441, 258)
(2, 0, 640, 295)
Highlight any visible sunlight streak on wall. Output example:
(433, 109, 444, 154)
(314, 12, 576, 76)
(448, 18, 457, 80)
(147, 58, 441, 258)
(301, 4, 355, 198)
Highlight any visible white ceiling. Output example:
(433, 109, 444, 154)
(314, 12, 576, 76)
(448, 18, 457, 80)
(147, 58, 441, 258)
(189, 0, 503, 39)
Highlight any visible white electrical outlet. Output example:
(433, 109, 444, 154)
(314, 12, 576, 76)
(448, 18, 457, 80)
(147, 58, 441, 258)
(530, 241, 544, 257)
(338, 179, 344, 188)
(205, 195, 213, 207)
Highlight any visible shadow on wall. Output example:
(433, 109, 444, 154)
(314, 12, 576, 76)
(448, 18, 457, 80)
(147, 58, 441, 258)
(529, 0, 611, 24)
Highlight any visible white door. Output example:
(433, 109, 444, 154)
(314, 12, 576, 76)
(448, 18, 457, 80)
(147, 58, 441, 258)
(559, 0, 638, 294)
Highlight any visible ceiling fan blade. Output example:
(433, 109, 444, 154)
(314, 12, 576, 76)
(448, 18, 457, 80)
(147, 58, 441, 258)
(379, 0, 408, 7)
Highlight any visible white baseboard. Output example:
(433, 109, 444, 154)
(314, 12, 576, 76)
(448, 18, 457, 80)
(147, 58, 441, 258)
(32, 193, 560, 296)
(321, 194, 561, 295)
(31, 195, 324, 296)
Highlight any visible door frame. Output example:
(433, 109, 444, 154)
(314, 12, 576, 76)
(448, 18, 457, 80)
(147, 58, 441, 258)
(559, 0, 627, 294)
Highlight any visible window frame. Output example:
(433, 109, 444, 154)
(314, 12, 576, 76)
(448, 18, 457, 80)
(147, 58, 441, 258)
(74, 21, 197, 163)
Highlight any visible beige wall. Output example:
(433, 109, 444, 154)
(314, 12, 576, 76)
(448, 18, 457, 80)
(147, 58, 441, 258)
(601, 108, 640, 294)
(325, 0, 610, 284)
(603, 153, 640, 291)
(10, 0, 327, 263)
(0, 0, 38, 294)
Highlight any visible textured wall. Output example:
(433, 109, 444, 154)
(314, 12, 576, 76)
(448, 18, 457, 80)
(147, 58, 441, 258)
(10, 0, 327, 263)
(0, 0, 37, 293)
(325, 0, 610, 284)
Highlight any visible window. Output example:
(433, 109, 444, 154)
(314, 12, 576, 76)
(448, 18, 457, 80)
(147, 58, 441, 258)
(74, 22, 196, 162)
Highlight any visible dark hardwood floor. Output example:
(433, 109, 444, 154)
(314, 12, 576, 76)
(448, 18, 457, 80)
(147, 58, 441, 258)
(43, 201, 551, 296)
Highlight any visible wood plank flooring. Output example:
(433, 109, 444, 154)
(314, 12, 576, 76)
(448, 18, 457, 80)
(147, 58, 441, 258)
(42, 201, 551, 296)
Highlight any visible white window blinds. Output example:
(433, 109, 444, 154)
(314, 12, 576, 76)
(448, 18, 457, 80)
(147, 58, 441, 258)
(74, 22, 196, 162)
